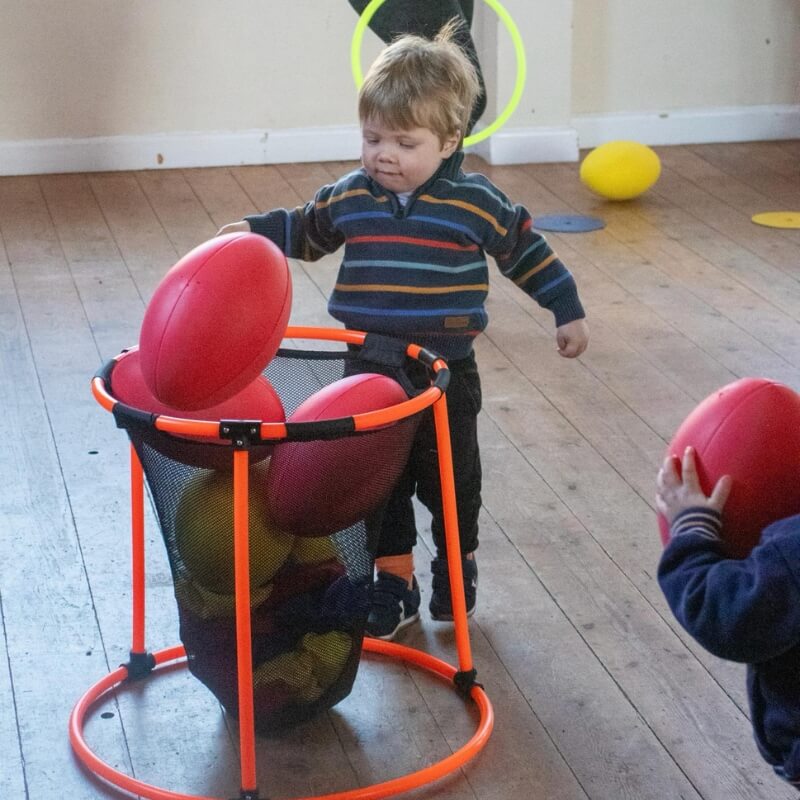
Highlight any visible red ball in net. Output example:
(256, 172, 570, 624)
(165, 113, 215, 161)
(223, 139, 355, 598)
(139, 232, 291, 410)
(658, 378, 800, 558)
(111, 348, 285, 470)
(264, 373, 415, 537)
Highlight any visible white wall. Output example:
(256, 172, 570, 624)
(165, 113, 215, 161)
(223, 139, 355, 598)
(572, 0, 799, 114)
(0, 0, 798, 174)
(569, 0, 800, 151)
(1, 0, 358, 138)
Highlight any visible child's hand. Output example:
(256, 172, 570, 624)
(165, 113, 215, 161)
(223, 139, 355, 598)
(556, 318, 589, 358)
(655, 446, 732, 525)
(216, 220, 251, 237)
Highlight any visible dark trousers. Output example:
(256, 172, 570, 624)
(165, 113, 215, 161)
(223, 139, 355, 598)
(369, 351, 482, 560)
(344, 342, 482, 559)
(347, 0, 486, 135)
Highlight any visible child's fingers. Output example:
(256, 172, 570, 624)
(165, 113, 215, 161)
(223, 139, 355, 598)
(657, 454, 680, 489)
(558, 342, 580, 358)
(680, 446, 701, 488)
(555, 331, 571, 355)
(709, 474, 732, 511)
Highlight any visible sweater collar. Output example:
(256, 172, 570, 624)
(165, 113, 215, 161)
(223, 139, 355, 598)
(427, 149, 465, 186)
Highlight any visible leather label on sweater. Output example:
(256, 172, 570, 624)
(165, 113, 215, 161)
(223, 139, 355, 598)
(444, 316, 470, 329)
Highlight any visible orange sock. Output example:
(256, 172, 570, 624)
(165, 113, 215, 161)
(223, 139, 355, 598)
(375, 553, 415, 587)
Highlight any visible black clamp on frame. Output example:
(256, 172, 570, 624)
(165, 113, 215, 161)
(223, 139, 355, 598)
(219, 420, 264, 448)
(123, 650, 157, 682)
(452, 668, 482, 699)
(414, 345, 450, 395)
(232, 789, 262, 800)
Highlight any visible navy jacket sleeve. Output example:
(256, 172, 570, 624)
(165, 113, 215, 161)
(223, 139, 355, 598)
(658, 511, 800, 663)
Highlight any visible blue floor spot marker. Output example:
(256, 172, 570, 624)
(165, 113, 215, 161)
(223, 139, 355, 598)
(533, 214, 605, 233)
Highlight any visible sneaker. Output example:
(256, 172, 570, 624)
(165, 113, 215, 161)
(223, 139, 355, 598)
(365, 572, 421, 641)
(429, 556, 478, 621)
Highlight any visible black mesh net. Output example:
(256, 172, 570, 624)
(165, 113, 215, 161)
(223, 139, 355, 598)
(110, 341, 427, 732)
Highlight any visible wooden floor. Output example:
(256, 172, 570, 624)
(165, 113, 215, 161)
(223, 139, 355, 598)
(2, 140, 800, 800)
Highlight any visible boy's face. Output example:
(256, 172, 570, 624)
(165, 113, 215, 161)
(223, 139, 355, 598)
(361, 118, 460, 195)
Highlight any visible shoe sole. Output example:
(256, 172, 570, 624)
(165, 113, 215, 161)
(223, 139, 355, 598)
(429, 606, 476, 622)
(367, 610, 421, 642)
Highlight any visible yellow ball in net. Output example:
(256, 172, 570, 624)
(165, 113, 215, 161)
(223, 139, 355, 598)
(174, 467, 294, 594)
(580, 140, 661, 201)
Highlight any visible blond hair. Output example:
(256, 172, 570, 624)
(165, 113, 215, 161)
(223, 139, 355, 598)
(358, 19, 481, 146)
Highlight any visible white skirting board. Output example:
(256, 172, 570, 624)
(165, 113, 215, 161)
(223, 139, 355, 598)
(468, 125, 579, 165)
(0, 126, 364, 177)
(1, 104, 798, 175)
(572, 104, 800, 150)
(472, 104, 800, 164)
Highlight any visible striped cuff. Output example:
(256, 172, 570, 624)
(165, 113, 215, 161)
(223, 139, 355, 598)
(244, 212, 286, 250)
(670, 507, 723, 541)
(540, 276, 586, 327)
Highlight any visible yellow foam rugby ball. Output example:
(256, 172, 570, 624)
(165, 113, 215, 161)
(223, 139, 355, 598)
(580, 140, 661, 201)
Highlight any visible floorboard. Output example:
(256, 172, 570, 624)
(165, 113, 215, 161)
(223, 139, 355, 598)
(1, 141, 798, 799)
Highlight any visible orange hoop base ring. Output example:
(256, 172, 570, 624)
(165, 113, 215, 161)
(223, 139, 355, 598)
(69, 639, 493, 800)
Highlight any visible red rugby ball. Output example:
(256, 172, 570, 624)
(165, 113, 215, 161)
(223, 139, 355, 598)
(111, 348, 285, 470)
(264, 373, 415, 537)
(658, 378, 800, 558)
(139, 232, 291, 410)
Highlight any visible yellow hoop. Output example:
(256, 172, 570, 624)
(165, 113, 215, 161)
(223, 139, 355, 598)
(351, 0, 527, 147)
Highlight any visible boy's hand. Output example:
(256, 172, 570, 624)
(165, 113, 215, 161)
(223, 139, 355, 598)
(556, 318, 589, 358)
(655, 446, 732, 524)
(216, 220, 251, 237)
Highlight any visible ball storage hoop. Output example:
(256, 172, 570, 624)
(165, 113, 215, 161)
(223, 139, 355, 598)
(75, 326, 494, 800)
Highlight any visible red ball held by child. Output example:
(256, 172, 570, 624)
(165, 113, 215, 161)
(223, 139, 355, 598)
(658, 377, 800, 558)
(138, 232, 292, 410)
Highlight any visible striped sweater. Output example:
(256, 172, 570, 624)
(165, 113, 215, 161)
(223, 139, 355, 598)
(246, 151, 585, 359)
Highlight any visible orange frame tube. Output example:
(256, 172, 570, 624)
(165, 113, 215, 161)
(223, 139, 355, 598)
(233, 448, 258, 793)
(431, 396, 474, 674)
(80, 327, 493, 800)
(130, 444, 146, 654)
(90, 329, 445, 441)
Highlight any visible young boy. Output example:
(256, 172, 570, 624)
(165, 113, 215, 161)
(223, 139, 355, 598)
(656, 446, 800, 790)
(218, 23, 589, 640)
